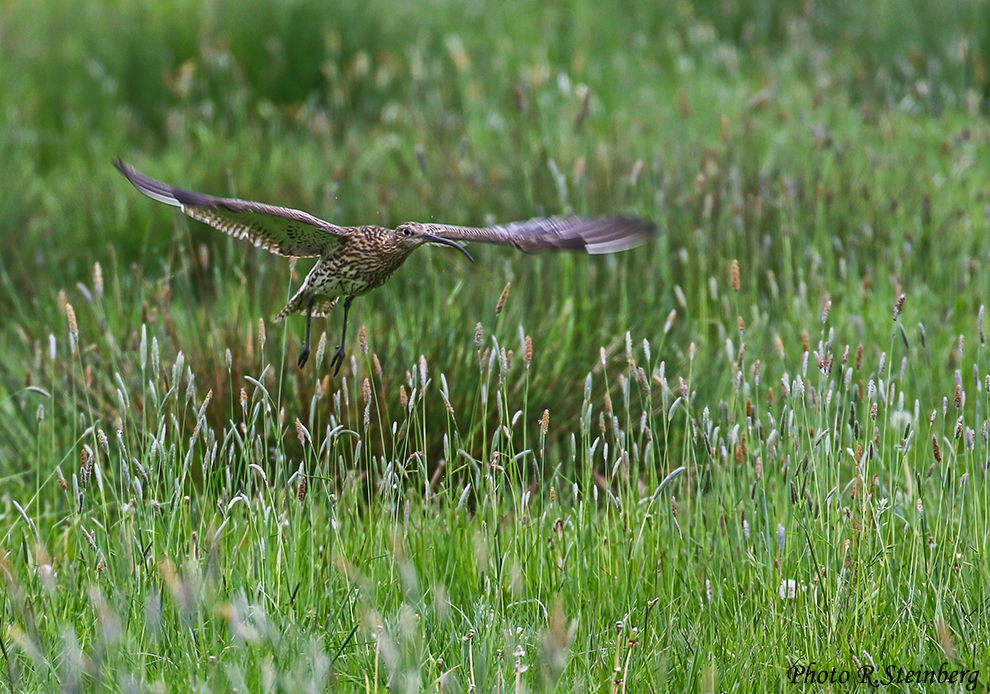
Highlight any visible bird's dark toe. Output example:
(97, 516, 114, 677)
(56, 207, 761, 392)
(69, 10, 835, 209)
(297, 346, 311, 369)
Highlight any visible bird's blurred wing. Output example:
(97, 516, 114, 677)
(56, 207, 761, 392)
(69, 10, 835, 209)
(115, 160, 346, 257)
(426, 216, 655, 254)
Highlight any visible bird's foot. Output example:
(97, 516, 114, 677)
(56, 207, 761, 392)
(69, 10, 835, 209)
(330, 344, 346, 376)
(297, 344, 311, 369)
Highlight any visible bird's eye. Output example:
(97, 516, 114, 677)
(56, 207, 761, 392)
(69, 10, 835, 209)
(402, 228, 413, 236)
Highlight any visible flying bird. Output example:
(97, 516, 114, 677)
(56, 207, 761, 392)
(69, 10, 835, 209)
(115, 160, 655, 374)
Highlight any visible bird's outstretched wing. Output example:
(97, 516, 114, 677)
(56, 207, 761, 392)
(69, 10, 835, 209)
(424, 216, 655, 254)
(115, 160, 347, 257)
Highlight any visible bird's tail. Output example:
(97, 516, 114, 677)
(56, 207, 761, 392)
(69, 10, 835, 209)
(273, 295, 338, 323)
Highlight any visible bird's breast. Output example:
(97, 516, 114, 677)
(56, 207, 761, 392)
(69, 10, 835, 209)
(310, 245, 406, 297)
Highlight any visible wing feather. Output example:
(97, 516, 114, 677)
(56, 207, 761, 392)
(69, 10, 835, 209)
(424, 216, 655, 255)
(115, 159, 346, 257)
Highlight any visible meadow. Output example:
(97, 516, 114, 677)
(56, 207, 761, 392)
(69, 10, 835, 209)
(1, 0, 990, 690)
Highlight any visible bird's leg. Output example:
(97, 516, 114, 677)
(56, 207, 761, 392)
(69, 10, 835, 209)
(329, 296, 354, 377)
(297, 295, 316, 368)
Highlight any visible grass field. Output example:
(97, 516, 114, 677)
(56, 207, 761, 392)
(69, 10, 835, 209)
(2, 0, 990, 691)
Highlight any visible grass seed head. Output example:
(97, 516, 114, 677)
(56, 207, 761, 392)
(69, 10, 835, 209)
(93, 262, 104, 299)
(663, 309, 676, 335)
(359, 325, 368, 355)
(80, 448, 92, 489)
(630, 158, 643, 184)
(441, 389, 455, 417)
(495, 281, 511, 316)
(893, 293, 905, 320)
(574, 86, 591, 130)
(730, 259, 740, 291)
(66, 303, 79, 352)
(315, 331, 327, 368)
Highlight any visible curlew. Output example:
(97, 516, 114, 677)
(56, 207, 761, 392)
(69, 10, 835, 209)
(115, 160, 655, 374)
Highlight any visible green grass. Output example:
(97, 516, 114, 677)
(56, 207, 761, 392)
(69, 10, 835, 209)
(2, 0, 990, 690)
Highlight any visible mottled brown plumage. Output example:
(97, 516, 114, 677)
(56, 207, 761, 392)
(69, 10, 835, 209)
(115, 160, 656, 374)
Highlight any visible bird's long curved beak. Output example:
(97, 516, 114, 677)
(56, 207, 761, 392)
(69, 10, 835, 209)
(423, 233, 474, 263)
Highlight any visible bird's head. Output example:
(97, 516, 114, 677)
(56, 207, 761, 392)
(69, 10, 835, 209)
(393, 222, 474, 262)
